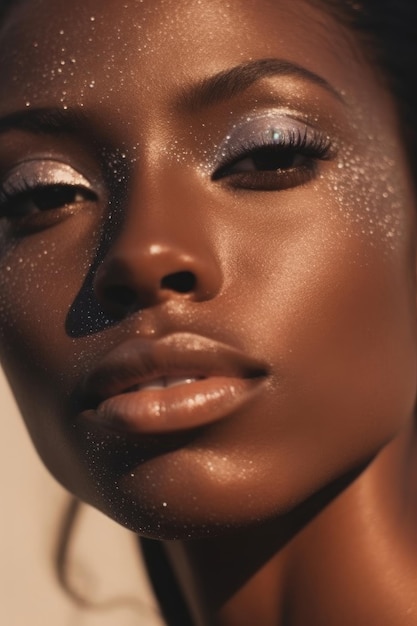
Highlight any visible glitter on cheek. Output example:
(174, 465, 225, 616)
(0, 239, 59, 349)
(322, 134, 409, 255)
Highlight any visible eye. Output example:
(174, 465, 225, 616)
(3, 184, 96, 217)
(0, 160, 98, 233)
(212, 116, 333, 191)
(220, 146, 307, 175)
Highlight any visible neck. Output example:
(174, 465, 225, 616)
(163, 467, 366, 626)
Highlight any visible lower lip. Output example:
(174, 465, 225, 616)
(80, 376, 262, 434)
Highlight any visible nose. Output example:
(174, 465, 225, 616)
(93, 179, 222, 319)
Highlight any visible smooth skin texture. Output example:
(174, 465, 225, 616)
(0, 0, 417, 624)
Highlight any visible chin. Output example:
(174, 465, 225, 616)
(68, 435, 378, 540)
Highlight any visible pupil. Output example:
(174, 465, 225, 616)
(33, 185, 77, 210)
(252, 148, 296, 171)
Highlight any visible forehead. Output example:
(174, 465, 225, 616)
(0, 0, 380, 118)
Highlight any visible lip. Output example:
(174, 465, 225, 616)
(79, 333, 268, 434)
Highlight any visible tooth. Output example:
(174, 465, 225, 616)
(137, 378, 165, 391)
(129, 376, 203, 393)
(166, 377, 198, 388)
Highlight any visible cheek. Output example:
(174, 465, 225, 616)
(219, 171, 417, 483)
(228, 136, 417, 399)
(0, 219, 102, 475)
(0, 211, 99, 352)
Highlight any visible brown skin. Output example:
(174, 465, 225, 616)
(1, 0, 417, 624)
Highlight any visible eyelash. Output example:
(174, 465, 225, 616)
(212, 126, 333, 191)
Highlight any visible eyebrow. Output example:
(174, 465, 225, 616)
(180, 58, 344, 109)
(0, 107, 89, 135)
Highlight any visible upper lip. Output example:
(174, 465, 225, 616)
(82, 333, 268, 408)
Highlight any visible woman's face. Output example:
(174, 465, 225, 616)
(0, 0, 416, 537)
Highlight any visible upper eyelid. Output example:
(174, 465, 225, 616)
(218, 111, 321, 147)
(213, 112, 333, 162)
(0, 159, 95, 197)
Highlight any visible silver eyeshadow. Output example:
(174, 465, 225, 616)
(1, 160, 94, 199)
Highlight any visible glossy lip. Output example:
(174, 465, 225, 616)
(79, 333, 268, 434)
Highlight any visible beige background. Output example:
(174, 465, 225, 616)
(0, 367, 165, 626)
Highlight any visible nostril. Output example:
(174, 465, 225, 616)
(161, 271, 196, 294)
(102, 284, 137, 309)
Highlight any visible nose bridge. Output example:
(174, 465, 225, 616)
(124, 170, 207, 257)
(116, 165, 216, 272)
(94, 165, 222, 314)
